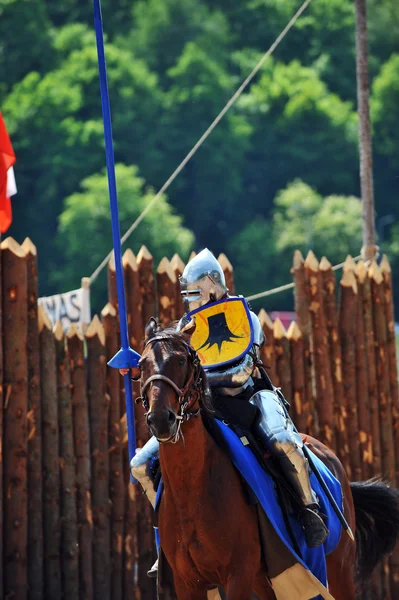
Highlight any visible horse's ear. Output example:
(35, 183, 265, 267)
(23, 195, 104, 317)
(180, 317, 196, 340)
(145, 317, 158, 341)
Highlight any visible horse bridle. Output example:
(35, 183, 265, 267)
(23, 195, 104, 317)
(137, 336, 203, 443)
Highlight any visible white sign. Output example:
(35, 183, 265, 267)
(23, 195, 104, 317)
(38, 281, 91, 331)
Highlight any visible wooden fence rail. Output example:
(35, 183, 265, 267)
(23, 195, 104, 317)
(0, 238, 398, 599)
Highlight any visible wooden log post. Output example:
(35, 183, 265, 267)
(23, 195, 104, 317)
(102, 304, 125, 600)
(123, 249, 143, 352)
(381, 255, 399, 481)
(124, 479, 139, 600)
(108, 255, 118, 309)
(258, 309, 277, 384)
(353, 262, 373, 479)
(218, 253, 235, 296)
(369, 262, 396, 482)
(123, 249, 154, 594)
(86, 316, 111, 600)
(137, 245, 156, 325)
(354, 282, 372, 479)
(55, 322, 79, 598)
(273, 318, 292, 406)
(292, 250, 317, 436)
(343, 254, 357, 273)
(305, 251, 335, 450)
(356, 260, 381, 476)
(382, 256, 399, 600)
(171, 253, 185, 319)
(67, 324, 93, 600)
(123, 248, 148, 438)
(39, 306, 61, 598)
(339, 270, 362, 481)
(319, 257, 350, 473)
(1, 238, 28, 600)
(21, 238, 43, 599)
(157, 257, 176, 327)
(287, 322, 308, 433)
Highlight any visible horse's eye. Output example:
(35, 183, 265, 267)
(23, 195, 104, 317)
(178, 357, 186, 367)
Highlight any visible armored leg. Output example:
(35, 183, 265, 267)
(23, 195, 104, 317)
(130, 435, 160, 508)
(249, 390, 328, 547)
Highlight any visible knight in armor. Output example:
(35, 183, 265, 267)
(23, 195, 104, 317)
(123, 249, 328, 578)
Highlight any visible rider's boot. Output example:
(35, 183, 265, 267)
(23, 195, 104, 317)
(147, 527, 160, 578)
(250, 390, 329, 548)
(130, 436, 160, 578)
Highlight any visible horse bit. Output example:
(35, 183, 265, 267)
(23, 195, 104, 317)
(136, 336, 203, 443)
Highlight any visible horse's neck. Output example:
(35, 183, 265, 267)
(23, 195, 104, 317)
(159, 417, 217, 512)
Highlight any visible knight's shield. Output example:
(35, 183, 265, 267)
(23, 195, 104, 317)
(187, 297, 254, 369)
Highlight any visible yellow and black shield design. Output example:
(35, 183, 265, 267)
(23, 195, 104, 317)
(188, 297, 254, 369)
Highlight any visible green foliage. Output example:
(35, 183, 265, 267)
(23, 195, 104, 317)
(230, 180, 363, 308)
(3, 35, 165, 288)
(371, 54, 399, 160)
(55, 164, 195, 306)
(273, 180, 363, 264)
(371, 53, 399, 218)
(130, 0, 231, 81)
(238, 59, 358, 214)
(2, 0, 398, 312)
(0, 0, 54, 99)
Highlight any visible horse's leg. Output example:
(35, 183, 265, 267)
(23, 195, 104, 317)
(173, 573, 208, 600)
(224, 575, 257, 600)
(326, 555, 356, 600)
(253, 571, 276, 600)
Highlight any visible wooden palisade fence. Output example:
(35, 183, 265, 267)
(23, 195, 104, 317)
(0, 237, 398, 599)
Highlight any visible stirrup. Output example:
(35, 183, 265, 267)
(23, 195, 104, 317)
(298, 505, 329, 548)
(147, 557, 158, 579)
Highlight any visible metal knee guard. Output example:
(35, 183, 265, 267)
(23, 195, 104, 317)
(249, 390, 317, 507)
(130, 436, 160, 508)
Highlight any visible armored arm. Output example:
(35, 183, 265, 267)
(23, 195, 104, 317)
(205, 311, 265, 388)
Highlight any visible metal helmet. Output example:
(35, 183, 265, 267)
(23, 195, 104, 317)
(180, 248, 227, 312)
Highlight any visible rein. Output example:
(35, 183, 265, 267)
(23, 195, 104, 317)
(137, 336, 203, 443)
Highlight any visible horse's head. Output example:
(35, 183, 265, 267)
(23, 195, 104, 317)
(139, 317, 206, 443)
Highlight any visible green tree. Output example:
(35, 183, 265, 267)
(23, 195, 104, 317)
(229, 180, 363, 309)
(0, 0, 54, 100)
(237, 60, 358, 218)
(4, 36, 165, 283)
(371, 54, 399, 220)
(227, 218, 286, 312)
(42, 0, 134, 37)
(54, 164, 195, 307)
(273, 180, 363, 263)
(129, 0, 231, 85)
(158, 41, 252, 249)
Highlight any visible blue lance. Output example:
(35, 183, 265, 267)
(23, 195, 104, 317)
(93, 0, 141, 480)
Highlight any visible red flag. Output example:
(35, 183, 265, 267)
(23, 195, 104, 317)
(0, 112, 16, 234)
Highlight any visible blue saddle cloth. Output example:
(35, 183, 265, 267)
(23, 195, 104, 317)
(155, 420, 343, 599)
(215, 420, 342, 597)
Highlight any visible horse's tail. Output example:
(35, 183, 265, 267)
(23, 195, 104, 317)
(351, 479, 399, 579)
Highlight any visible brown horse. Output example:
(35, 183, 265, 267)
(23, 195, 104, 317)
(138, 318, 399, 600)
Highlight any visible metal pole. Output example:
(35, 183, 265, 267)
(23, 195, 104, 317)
(355, 0, 378, 263)
(93, 0, 141, 473)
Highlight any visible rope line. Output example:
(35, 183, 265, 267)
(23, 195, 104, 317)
(245, 255, 362, 301)
(89, 0, 313, 284)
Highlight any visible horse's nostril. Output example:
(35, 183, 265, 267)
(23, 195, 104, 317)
(146, 412, 156, 425)
(167, 409, 176, 424)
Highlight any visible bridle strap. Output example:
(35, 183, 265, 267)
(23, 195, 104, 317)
(141, 373, 187, 399)
(139, 336, 201, 425)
